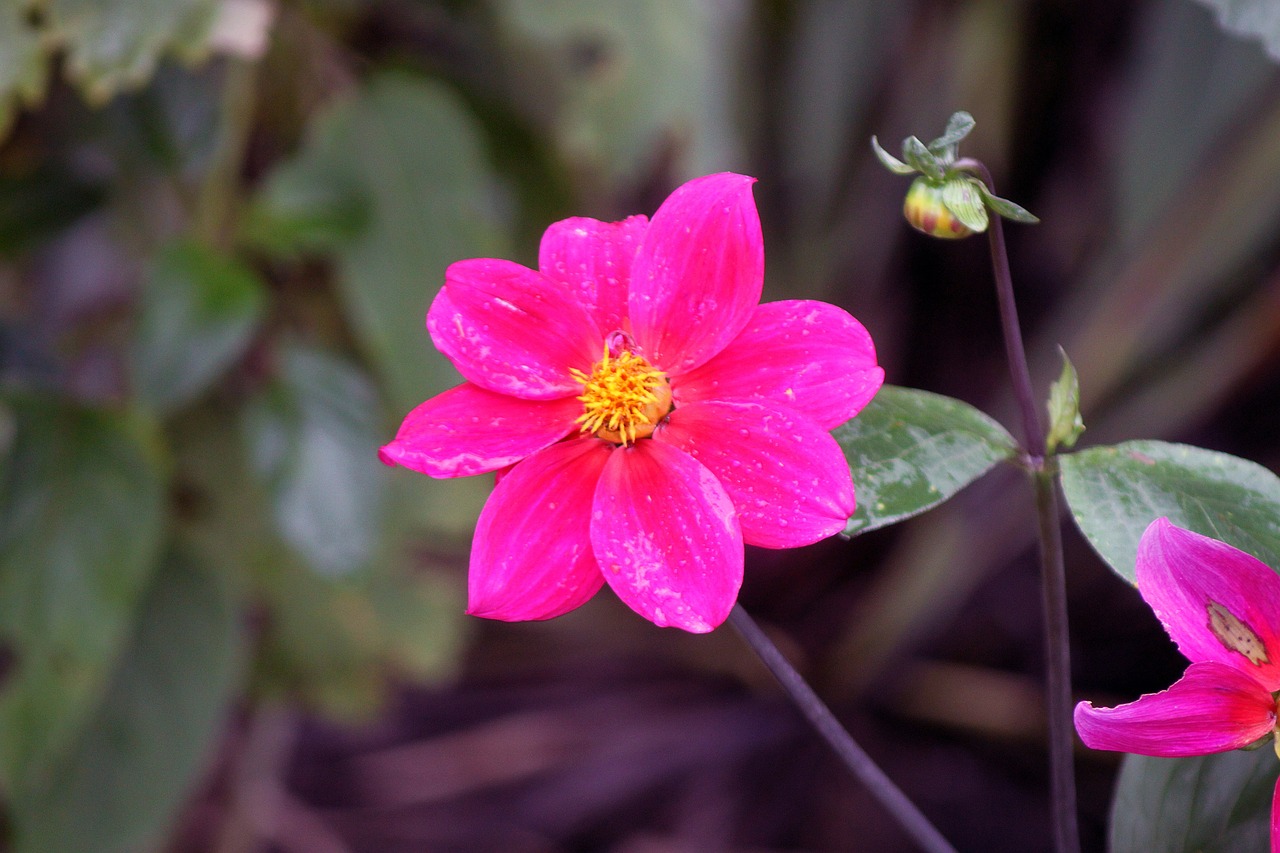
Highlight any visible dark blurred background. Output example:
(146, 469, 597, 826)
(3, 0, 1280, 850)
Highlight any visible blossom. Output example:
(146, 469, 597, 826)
(1074, 518, 1280, 850)
(379, 173, 884, 633)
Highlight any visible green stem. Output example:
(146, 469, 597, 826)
(971, 162, 1081, 853)
(193, 58, 259, 249)
(729, 605, 958, 853)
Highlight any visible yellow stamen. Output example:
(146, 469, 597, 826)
(571, 344, 672, 444)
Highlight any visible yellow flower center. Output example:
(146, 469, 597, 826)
(571, 344, 672, 445)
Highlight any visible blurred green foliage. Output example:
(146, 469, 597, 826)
(0, 0, 1279, 850)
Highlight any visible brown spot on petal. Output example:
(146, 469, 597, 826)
(1208, 600, 1270, 665)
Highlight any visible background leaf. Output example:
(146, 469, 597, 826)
(1059, 440, 1280, 583)
(130, 240, 267, 413)
(242, 345, 387, 577)
(0, 3, 47, 138)
(1192, 0, 1280, 61)
(11, 549, 244, 853)
(43, 0, 218, 104)
(1110, 750, 1276, 853)
(247, 73, 506, 413)
(0, 397, 165, 797)
(833, 386, 1017, 536)
(496, 0, 738, 183)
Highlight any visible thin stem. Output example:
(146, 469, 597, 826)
(728, 605, 958, 853)
(976, 164, 1044, 459)
(1035, 468, 1079, 853)
(193, 58, 259, 249)
(969, 162, 1081, 853)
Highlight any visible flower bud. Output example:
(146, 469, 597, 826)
(903, 177, 974, 239)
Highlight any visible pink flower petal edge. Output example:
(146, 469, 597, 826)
(427, 258, 601, 400)
(629, 173, 764, 375)
(378, 382, 580, 478)
(676, 300, 885, 430)
(1073, 660, 1276, 757)
(467, 438, 612, 622)
(1137, 517, 1280, 690)
(591, 440, 743, 633)
(539, 215, 648, 335)
(655, 400, 854, 549)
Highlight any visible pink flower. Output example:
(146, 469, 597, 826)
(379, 173, 884, 632)
(1074, 518, 1280, 850)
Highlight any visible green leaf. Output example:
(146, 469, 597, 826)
(246, 73, 506, 413)
(941, 178, 989, 233)
(0, 397, 165, 796)
(0, 4, 48, 139)
(43, 0, 219, 104)
(242, 346, 387, 577)
(496, 0, 727, 183)
(927, 110, 975, 156)
(1059, 440, 1280, 583)
(833, 385, 1018, 536)
(1110, 750, 1276, 853)
(130, 240, 267, 413)
(902, 135, 945, 181)
(1045, 347, 1085, 452)
(973, 182, 1040, 224)
(871, 136, 916, 175)
(11, 549, 244, 853)
(1192, 0, 1280, 62)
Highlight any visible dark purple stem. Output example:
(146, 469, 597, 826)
(729, 605, 958, 853)
(960, 159, 1080, 853)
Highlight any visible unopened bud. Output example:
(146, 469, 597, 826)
(903, 178, 974, 240)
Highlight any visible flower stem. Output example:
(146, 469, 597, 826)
(972, 162, 1081, 853)
(728, 605, 958, 853)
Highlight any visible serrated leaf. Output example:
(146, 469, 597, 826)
(11, 549, 244, 853)
(928, 110, 976, 154)
(44, 0, 219, 104)
(242, 346, 387, 577)
(941, 178, 989, 232)
(833, 385, 1018, 536)
(0, 397, 165, 796)
(871, 136, 916, 175)
(1193, 0, 1280, 62)
(974, 182, 1040, 224)
(0, 4, 48, 140)
(1110, 750, 1276, 853)
(1059, 440, 1280, 583)
(902, 135, 945, 181)
(130, 240, 267, 413)
(1045, 347, 1085, 452)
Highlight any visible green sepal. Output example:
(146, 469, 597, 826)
(927, 111, 975, 161)
(1045, 347, 1085, 453)
(974, 182, 1040, 224)
(871, 136, 916, 175)
(941, 178, 989, 233)
(902, 136, 945, 181)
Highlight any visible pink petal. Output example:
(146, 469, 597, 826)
(1073, 660, 1276, 756)
(591, 440, 743, 633)
(467, 438, 612, 622)
(379, 382, 581, 477)
(538, 215, 648, 334)
(654, 400, 854, 548)
(629, 173, 764, 375)
(427, 258, 601, 399)
(675, 300, 885, 430)
(1137, 518, 1280, 688)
